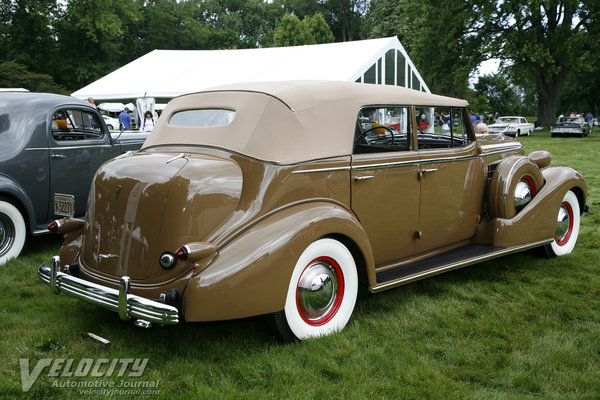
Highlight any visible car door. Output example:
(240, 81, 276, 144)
(414, 106, 485, 255)
(351, 106, 421, 266)
(48, 107, 121, 219)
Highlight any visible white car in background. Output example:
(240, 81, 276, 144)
(488, 116, 534, 137)
(102, 115, 120, 130)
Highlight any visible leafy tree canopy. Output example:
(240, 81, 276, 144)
(272, 12, 334, 46)
(0, 61, 66, 93)
(474, 73, 523, 115)
(483, 0, 599, 125)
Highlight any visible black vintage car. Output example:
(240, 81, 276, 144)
(550, 116, 589, 137)
(0, 92, 148, 264)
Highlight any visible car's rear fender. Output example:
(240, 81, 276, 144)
(0, 174, 36, 233)
(181, 201, 374, 322)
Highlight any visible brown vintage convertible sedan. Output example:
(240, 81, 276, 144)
(39, 81, 587, 341)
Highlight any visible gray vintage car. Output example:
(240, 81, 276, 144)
(0, 92, 148, 264)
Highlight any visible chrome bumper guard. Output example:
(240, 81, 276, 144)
(38, 256, 179, 326)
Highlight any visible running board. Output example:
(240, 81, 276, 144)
(370, 239, 552, 293)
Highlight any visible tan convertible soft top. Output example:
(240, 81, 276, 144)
(142, 81, 468, 164)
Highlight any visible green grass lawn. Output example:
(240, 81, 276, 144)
(1, 129, 599, 399)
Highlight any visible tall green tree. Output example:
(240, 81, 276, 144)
(0, 0, 59, 74)
(272, 13, 315, 46)
(55, 0, 139, 90)
(272, 12, 335, 46)
(323, 0, 368, 41)
(367, 0, 486, 98)
(125, 0, 211, 58)
(486, 1, 597, 126)
(196, 0, 284, 48)
(304, 13, 335, 44)
(474, 73, 523, 115)
(0, 61, 66, 93)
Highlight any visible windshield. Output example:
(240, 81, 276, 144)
(497, 117, 519, 124)
(557, 117, 583, 123)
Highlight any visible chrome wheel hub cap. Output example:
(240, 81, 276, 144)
(555, 204, 571, 242)
(297, 260, 338, 321)
(0, 213, 15, 256)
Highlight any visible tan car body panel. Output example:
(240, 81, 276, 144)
(183, 202, 373, 321)
(49, 81, 586, 324)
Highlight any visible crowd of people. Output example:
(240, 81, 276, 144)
(470, 112, 499, 126)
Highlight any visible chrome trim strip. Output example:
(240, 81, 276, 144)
(353, 154, 476, 171)
(39, 259, 179, 325)
(26, 145, 116, 151)
(479, 143, 522, 152)
(292, 166, 351, 174)
(370, 239, 553, 293)
(420, 154, 477, 164)
(353, 160, 421, 170)
(481, 149, 521, 157)
(294, 147, 517, 174)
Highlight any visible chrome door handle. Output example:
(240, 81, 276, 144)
(418, 168, 438, 180)
(354, 175, 375, 181)
(51, 154, 66, 159)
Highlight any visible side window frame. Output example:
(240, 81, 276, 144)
(414, 106, 472, 150)
(450, 107, 471, 147)
(50, 106, 107, 145)
(353, 105, 413, 154)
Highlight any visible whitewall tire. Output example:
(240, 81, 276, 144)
(273, 238, 358, 341)
(0, 200, 27, 265)
(542, 190, 580, 257)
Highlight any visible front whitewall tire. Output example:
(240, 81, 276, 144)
(543, 190, 580, 257)
(278, 238, 358, 341)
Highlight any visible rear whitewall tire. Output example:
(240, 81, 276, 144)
(0, 200, 27, 265)
(274, 238, 358, 341)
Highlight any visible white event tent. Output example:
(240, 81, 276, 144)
(72, 36, 429, 122)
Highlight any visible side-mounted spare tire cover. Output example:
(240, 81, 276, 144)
(488, 155, 545, 219)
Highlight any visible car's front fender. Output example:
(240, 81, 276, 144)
(476, 165, 586, 247)
(181, 201, 374, 322)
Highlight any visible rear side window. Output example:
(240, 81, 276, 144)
(169, 109, 235, 127)
(52, 109, 103, 141)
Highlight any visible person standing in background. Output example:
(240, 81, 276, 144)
(119, 107, 132, 130)
(141, 111, 156, 132)
(585, 112, 594, 131)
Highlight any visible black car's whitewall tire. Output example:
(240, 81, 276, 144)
(542, 190, 580, 257)
(0, 200, 26, 265)
(274, 238, 358, 341)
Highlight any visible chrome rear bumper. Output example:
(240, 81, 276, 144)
(38, 256, 179, 326)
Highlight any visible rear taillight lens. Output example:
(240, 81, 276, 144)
(48, 220, 60, 233)
(175, 246, 189, 261)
